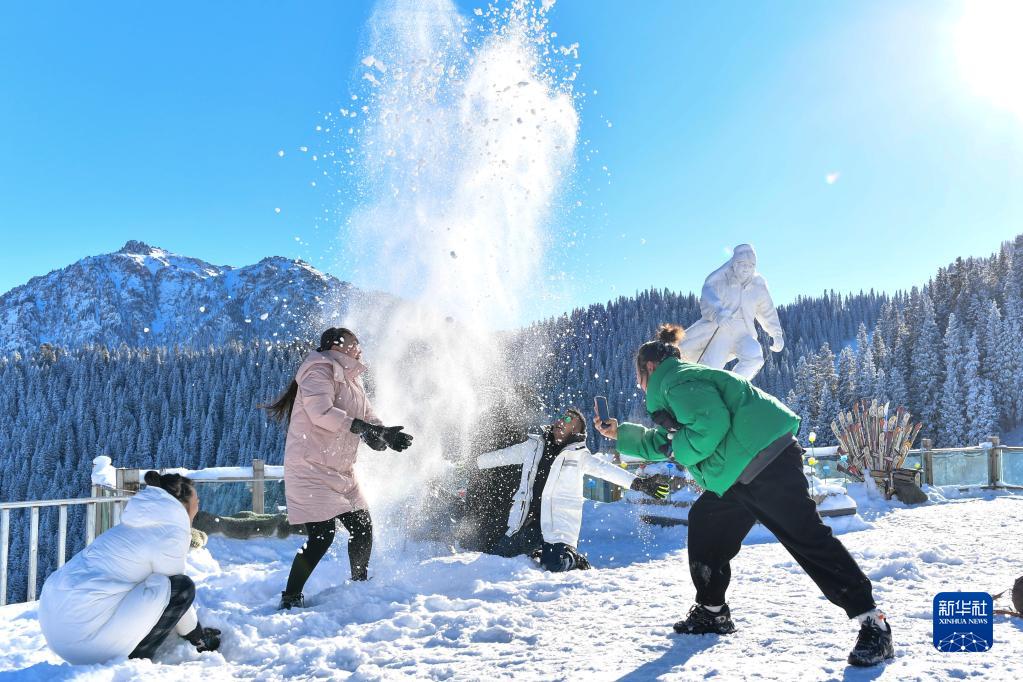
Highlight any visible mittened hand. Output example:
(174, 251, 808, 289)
(185, 624, 222, 653)
(381, 425, 413, 452)
(631, 476, 670, 500)
(350, 419, 412, 452)
(650, 409, 681, 431)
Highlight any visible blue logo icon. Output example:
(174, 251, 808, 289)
(933, 592, 993, 652)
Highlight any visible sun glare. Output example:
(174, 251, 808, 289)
(955, 0, 1023, 118)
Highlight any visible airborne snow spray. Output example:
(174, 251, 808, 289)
(329, 0, 579, 561)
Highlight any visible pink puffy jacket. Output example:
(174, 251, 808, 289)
(283, 350, 381, 524)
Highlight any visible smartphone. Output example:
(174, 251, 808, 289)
(594, 395, 610, 426)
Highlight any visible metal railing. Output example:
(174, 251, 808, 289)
(0, 459, 275, 608)
(112, 459, 283, 514)
(801, 437, 1023, 491)
(0, 493, 133, 606)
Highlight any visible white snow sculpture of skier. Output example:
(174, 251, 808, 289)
(679, 244, 784, 380)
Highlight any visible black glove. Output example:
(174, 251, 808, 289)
(650, 409, 681, 431)
(631, 476, 670, 500)
(362, 431, 389, 451)
(184, 623, 221, 653)
(350, 419, 414, 452)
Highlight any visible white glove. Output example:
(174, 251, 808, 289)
(770, 334, 784, 352)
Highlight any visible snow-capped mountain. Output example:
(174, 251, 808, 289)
(0, 241, 357, 354)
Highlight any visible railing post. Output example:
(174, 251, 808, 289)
(922, 438, 934, 486)
(988, 436, 1002, 488)
(0, 508, 9, 606)
(113, 469, 124, 528)
(121, 468, 141, 493)
(57, 505, 68, 568)
(252, 459, 265, 514)
(28, 507, 39, 601)
(86, 500, 96, 546)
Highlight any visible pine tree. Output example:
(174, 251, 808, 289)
(938, 314, 967, 446)
(836, 346, 857, 410)
(854, 324, 877, 401)
(911, 293, 943, 439)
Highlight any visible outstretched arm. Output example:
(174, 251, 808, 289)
(579, 449, 636, 489)
(476, 439, 534, 469)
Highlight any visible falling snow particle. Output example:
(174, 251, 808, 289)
(260, 313, 269, 321)
(450, 251, 457, 259)
(199, 306, 206, 313)
(274, 208, 281, 214)
(277, 150, 285, 157)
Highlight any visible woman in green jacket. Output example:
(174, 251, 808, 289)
(594, 324, 893, 668)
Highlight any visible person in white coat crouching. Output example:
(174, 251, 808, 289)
(477, 408, 669, 571)
(39, 471, 221, 664)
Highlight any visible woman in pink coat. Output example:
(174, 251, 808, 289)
(263, 328, 413, 609)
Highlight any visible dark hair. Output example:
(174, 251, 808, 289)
(565, 407, 587, 437)
(143, 471, 195, 504)
(635, 323, 684, 378)
(261, 327, 356, 424)
(262, 380, 299, 424)
(318, 327, 356, 352)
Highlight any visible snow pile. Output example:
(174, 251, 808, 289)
(4, 494, 1023, 680)
(90, 456, 116, 489)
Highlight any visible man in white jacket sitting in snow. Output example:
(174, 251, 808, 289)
(476, 408, 668, 571)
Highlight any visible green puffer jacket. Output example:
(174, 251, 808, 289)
(616, 357, 801, 495)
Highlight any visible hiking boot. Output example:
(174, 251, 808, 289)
(277, 591, 305, 610)
(848, 615, 894, 666)
(673, 604, 736, 635)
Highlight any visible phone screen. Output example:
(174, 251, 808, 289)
(595, 395, 610, 424)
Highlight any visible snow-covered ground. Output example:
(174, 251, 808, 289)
(2, 490, 1022, 681)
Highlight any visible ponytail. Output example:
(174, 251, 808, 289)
(635, 323, 685, 378)
(261, 380, 299, 424)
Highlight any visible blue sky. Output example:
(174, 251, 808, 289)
(2, 0, 1021, 323)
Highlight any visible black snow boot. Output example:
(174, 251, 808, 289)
(673, 604, 736, 635)
(278, 591, 305, 610)
(848, 615, 894, 667)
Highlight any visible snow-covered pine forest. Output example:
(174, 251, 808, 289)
(2, 235, 1023, 603)
(524, 233, 1023, 451)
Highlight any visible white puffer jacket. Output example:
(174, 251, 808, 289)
(38, 485, 198, 664)
(477, 434, 636, 547)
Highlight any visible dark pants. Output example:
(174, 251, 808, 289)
(129, 574, 195, 659)
(687, 444, 875, 618)
(492, 522, 586, 572)
(492, 522, 543, 558)
(285, 509, 373, 595)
